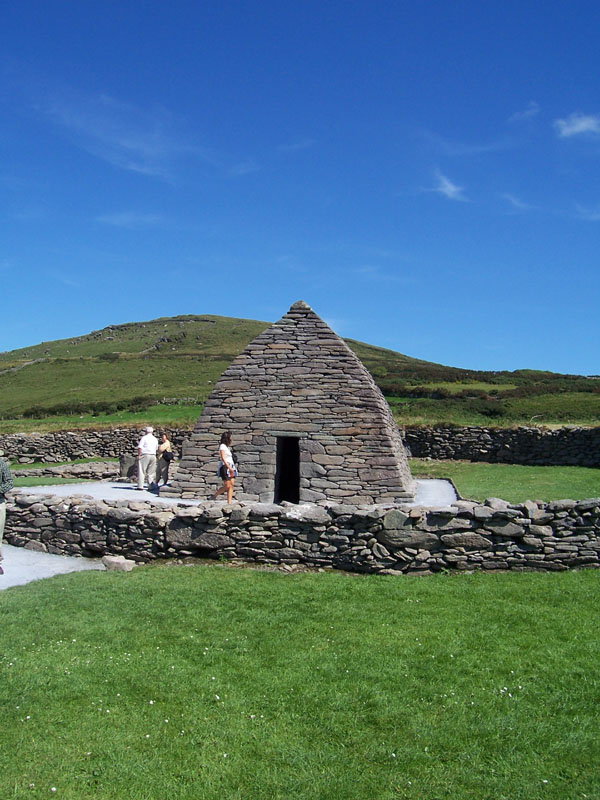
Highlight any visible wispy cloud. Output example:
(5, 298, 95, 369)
(502, 193, 534, 212)
(51, 272, 80, 288)
(429, 170, 468, 202)
(95, 211, 166, 229)
(575, 203, 600, 221)
(421, 130, 514, 157)
(34, 89, 207, 179)
(508, 101, 540, 124)
(554, 112, 600, 138)
(229, 159, 261, 176)
(277, 138, 315, 153)
(350, 265, 417, 285)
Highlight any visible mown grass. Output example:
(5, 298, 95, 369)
(1, 566, 599, 800)
(410, 459, 600, 503)
(13, 476, 96, 487)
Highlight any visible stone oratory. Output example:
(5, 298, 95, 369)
(167, 301, 416, 505)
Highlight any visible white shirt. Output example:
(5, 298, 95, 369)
(219, 443, 234, 468)
(138, 433, 159, 455)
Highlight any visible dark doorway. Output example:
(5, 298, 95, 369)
(274, 436, 300, 504)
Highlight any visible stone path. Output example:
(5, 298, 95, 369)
(1, 543, 104, 591)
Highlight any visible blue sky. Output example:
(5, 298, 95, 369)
(2, 0, 599, 374)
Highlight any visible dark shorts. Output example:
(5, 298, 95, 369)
(219, 465, 229, 481)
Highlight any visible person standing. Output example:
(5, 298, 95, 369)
(213, 431, 236, 503)
(136, 426, 159, 491)
(0, 449, 15, 576)
(155, 432, 173, 487)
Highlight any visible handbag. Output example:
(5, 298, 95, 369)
(163, 450, 174, 462)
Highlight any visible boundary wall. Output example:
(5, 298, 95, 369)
(2, 425, 600, 467)
(404, 426, 600, 466)
(5, 492, 600, 575)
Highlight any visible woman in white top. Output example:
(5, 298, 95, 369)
(213, 430, 236, 503)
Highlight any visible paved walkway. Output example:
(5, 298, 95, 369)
(1, 479, 457, 590)
(14, 478, 458, 507)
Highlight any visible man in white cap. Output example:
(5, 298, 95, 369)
(136, 426, 158, 491)
(0, 449, 14, 575)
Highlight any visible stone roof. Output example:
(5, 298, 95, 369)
(167, 301, 416, 504)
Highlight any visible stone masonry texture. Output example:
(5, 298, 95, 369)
(5, 492, 600, 576)
(165, 301, 416, 504)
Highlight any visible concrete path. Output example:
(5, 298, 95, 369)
(15, 478, 457, 507)
(1, 479, 457, 590)
(1, 543, 105, 591)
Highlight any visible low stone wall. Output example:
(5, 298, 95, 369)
(12, 461, 119, 481)
(2, 425, 600, 467)
(0, 429, 184, 464)
(6, 492, 600, 574)
(404, 426, 600, 466)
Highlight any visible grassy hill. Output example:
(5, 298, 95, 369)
(1, 314, 599, 430)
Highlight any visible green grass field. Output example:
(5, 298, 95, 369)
(1, 566, 599, 799)
(1, 313, 599, 430)
(410, 459, 600, 503)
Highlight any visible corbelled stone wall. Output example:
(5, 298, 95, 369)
(6, 492, 600, 574)
(405, 426, 600, 466)
(168, 301, 416, 504)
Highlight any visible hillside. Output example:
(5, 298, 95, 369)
(1, 314, 599, 429)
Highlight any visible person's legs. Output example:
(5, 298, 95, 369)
(156, 458, 168, 485)
(146, 455, 157, 487)
(0, 502, 6, 573)
(137, 456, 147, 489)
(214, 477, 234, 502)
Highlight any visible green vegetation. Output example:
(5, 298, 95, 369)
(1, 314, 598, 431)
(13, 476, 95, 487)
(410, 459, 600, 504)
(1, 566, 599, 799)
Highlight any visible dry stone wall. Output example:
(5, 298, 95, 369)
(0, 429, 184, 464)
(6, 491, 600, 574)
(2, 426, 599, 468)
(405, 426, 600, 466)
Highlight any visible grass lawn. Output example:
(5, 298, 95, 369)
(13, 476, 96, 487)
(0, 405, 202, 434)
(1, 566, 599, 799)
(410, 459, 600, 503)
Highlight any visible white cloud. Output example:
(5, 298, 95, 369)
(229, 159, 261, 176)
(421, 130, 513, 157)
(576, 204, 600, 221)
(96, 212, 166, 229)
(554, 112, 600, 138)
(430, 170, 468, 202)
(35, 89, 208, 179)
(502, 193, 534, 212)
(508, 102, 540, 124)
(51, 272, 80, 288)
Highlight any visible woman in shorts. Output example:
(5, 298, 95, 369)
(213, 431, 236, 503)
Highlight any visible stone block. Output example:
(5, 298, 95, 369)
(102, 555, 136, 571)
(377, 529, 439, 550)
(440, 532, 492, 549)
